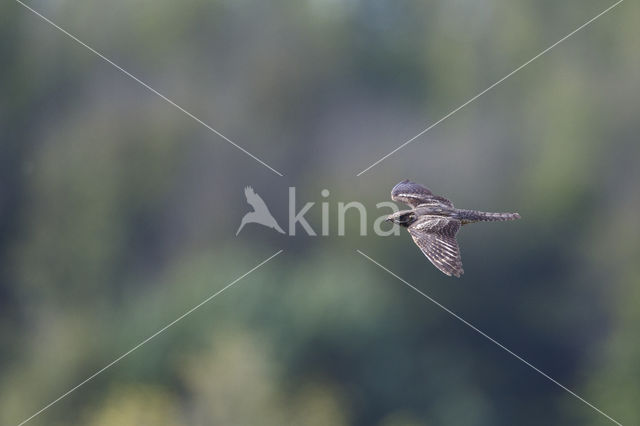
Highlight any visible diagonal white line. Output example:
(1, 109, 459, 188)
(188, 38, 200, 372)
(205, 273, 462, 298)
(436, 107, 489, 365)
(14, 0, 284, 177)
(356, 250, 623, 426)
(16, 249, 284, 426)
(356, 0, 624, 176)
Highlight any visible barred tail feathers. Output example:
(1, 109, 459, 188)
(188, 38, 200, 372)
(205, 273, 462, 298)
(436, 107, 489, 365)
(459, 210, 520, 224)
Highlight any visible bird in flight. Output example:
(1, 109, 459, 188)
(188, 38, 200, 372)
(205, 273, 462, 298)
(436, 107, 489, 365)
(236, 186, 285, 235)
(386, 180, 520, 277)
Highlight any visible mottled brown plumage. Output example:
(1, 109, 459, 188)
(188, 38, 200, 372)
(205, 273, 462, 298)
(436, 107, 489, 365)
(387, 180, 520, 277)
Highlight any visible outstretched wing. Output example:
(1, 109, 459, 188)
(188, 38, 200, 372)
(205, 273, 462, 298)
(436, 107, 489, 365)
(244, 186, 269, 211)
(408, 216, 463, 277)
(391, 180, 454, 208)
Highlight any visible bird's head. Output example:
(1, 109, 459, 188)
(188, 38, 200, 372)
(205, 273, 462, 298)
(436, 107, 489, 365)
(385, 211, 417, 227)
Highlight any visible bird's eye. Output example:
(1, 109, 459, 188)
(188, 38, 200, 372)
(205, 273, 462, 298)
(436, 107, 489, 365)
(401, 213, 414, 223)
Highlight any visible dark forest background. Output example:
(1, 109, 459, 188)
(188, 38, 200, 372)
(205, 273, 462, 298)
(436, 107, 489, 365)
(1, 1, 638, 425)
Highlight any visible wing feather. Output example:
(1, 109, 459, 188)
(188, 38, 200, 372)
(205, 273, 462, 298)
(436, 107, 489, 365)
(245, 186, 269, 211)
(408, 216, 463, 277)
(391, 180, 454, 208)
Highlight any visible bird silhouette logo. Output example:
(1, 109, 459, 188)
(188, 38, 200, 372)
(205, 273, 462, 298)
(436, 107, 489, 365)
(236, 186, 285, 235)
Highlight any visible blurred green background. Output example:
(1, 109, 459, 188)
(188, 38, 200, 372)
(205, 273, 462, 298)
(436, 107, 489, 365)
(1, 0, 639, 425)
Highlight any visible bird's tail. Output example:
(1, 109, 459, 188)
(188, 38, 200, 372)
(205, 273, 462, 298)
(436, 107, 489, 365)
(236, 215, 249, 236)
(272, 222, 286, 234)
(458, 210, 521, 224)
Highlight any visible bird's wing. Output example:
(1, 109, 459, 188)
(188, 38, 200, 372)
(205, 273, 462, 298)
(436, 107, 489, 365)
(244, 186, 270, 211)
(408, 216, 463, 277)
(391, 180, 454, 208)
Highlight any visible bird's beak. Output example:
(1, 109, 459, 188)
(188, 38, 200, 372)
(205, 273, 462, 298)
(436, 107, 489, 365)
(384, 217, 392, 222)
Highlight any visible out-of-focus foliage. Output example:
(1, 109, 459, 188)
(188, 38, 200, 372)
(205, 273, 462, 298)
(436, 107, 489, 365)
(1, 0, 639, 425)
(85, 385, 182, 426)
